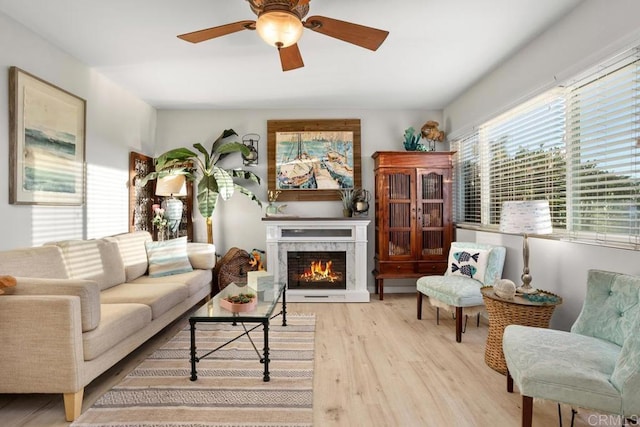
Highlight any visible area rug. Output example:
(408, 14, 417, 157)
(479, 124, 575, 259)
(72, 313, 315, 427)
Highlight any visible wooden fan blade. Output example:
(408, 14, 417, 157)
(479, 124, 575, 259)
(178, 20, 255, 43)
(304, 15, 389, 51)
(279, 43, 304, 71)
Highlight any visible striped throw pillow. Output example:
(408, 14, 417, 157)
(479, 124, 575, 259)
(145, 237, 193, 278)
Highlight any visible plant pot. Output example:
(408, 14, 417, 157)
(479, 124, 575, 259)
(343, 208, 352, 217)
(220, 297, 257, 313)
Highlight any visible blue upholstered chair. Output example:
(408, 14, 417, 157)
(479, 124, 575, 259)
(416, 242, 506, 342)
(503, 270, 640, 427)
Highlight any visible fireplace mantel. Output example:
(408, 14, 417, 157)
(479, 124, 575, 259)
(264, 218, 370, 302)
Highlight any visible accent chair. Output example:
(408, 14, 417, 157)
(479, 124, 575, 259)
(416, 241, 506, 342)
(503, 269, 640, 427)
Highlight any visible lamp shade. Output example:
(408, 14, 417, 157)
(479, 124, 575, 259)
(256, 10, 303, 48)
(155, 175, 187, 197)
(499, 200, 552, 235)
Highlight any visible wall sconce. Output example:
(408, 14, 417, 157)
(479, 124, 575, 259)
(242, 133, 260, 166)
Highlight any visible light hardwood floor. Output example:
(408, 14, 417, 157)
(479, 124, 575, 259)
(0, 293, 599, 426)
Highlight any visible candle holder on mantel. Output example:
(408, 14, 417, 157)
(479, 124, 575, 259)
(352, 188, 370, 217)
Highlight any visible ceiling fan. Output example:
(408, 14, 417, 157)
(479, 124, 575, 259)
(177, 0, 389, 72)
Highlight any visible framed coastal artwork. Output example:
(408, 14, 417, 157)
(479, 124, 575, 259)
(9, 67, 86, 205)
(267, 119, 361, 201)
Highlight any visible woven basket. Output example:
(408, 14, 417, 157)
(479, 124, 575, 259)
(481, 287, 561, 375)
(213, 247, 256, 294)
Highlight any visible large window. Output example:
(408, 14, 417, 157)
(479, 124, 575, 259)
(453, 50, 640, 248)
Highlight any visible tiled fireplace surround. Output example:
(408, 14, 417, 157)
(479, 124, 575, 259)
(264, 218, 370, 302)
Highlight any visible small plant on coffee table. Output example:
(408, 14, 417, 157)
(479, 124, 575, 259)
(224, 293, 255, 304)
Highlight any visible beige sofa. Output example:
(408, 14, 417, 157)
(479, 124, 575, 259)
(0, 231, 215, 421)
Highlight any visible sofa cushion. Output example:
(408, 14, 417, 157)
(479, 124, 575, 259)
(145, 237, 193, 278)
(6, 277, 101, 332)
(105, 231, 152, 282)
(47, 239, 126, 291)
(100, 282, 188, 319)
(187, 243, 216, 270)
(0, 246, 69, 279)
(503, 325, 622, 414)
(82, 303, 151, 361)
(417, 275, 484, 307)
(130, 269, 212, 297)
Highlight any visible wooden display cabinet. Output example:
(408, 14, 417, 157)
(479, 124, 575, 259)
(372, 151, 454, 299)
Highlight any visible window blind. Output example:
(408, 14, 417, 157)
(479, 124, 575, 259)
(481, 93, 567, 227)
(452, 131, 481, 224)
(452, 46, 640, 249)
(566, 53, 640, 246)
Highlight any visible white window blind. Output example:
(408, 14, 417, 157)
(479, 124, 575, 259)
(481, 93, 567, 227)
(452, 131, 481, 224)
(453, 46, 640, 248)
(453, 93, 566, 227)
(566, 53, 640, 245)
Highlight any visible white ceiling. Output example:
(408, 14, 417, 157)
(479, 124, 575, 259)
(0, 0, 583, 110)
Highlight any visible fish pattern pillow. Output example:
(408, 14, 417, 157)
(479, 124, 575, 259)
(448, 249, 490, 282)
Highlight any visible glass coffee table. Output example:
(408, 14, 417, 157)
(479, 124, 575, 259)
(189, 281, 286, 382)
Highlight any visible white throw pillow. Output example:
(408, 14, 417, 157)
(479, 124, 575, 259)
(447, 248, 490, 282)
(145, 237, 193, 278)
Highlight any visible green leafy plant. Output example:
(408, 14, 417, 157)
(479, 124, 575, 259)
(224, 293, 256, 304)
(403, 127, 427, 151)
(141, 129, 262, 242)
(338, 188, 354, 210)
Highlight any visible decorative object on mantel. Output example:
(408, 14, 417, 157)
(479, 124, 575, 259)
(338, 188, 354, 217)
(265, 190, 287, 216)
(403, 127, 428, 151)
(140, 129, 262, 244)
(337, 187, 370, 217)
(352, 188, 371, 217)
(420, 120, 446, 151)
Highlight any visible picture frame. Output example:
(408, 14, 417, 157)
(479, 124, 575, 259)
(9, 66, 86, 205)
(267, 119, 361, 202)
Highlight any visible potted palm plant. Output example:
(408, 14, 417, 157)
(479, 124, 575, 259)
(141, 129, 262, 243)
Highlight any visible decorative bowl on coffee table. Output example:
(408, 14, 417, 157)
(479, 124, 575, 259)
(220, 293, 257, 313)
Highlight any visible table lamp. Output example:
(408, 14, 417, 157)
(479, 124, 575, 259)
(499, 200, 552, 294)
(155, 175, 187, 239)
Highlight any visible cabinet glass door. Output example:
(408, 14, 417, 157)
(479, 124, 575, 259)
(386, 170, 414, 258)
(418, 169, 446, 259)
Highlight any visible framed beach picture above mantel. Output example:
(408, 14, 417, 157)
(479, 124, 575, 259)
(9, 67, 86, 205)
(267, 119, 361, 202)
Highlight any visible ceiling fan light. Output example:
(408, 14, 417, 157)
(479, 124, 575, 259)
(256, 10, 303, 48)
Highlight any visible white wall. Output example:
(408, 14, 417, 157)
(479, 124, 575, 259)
(444, 0, 640, 330)
(444, 0, 640, 138)
(0, 12, 157, 250)
(156, 109, 442, 291)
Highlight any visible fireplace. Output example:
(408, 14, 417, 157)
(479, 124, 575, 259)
(264, 218, 370, 302)
(287, 251, 347, 290)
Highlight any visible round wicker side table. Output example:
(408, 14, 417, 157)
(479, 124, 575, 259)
(481, 287, 562, 375)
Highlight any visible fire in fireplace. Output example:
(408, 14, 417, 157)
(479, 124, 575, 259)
(287, 251, 347, 290)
